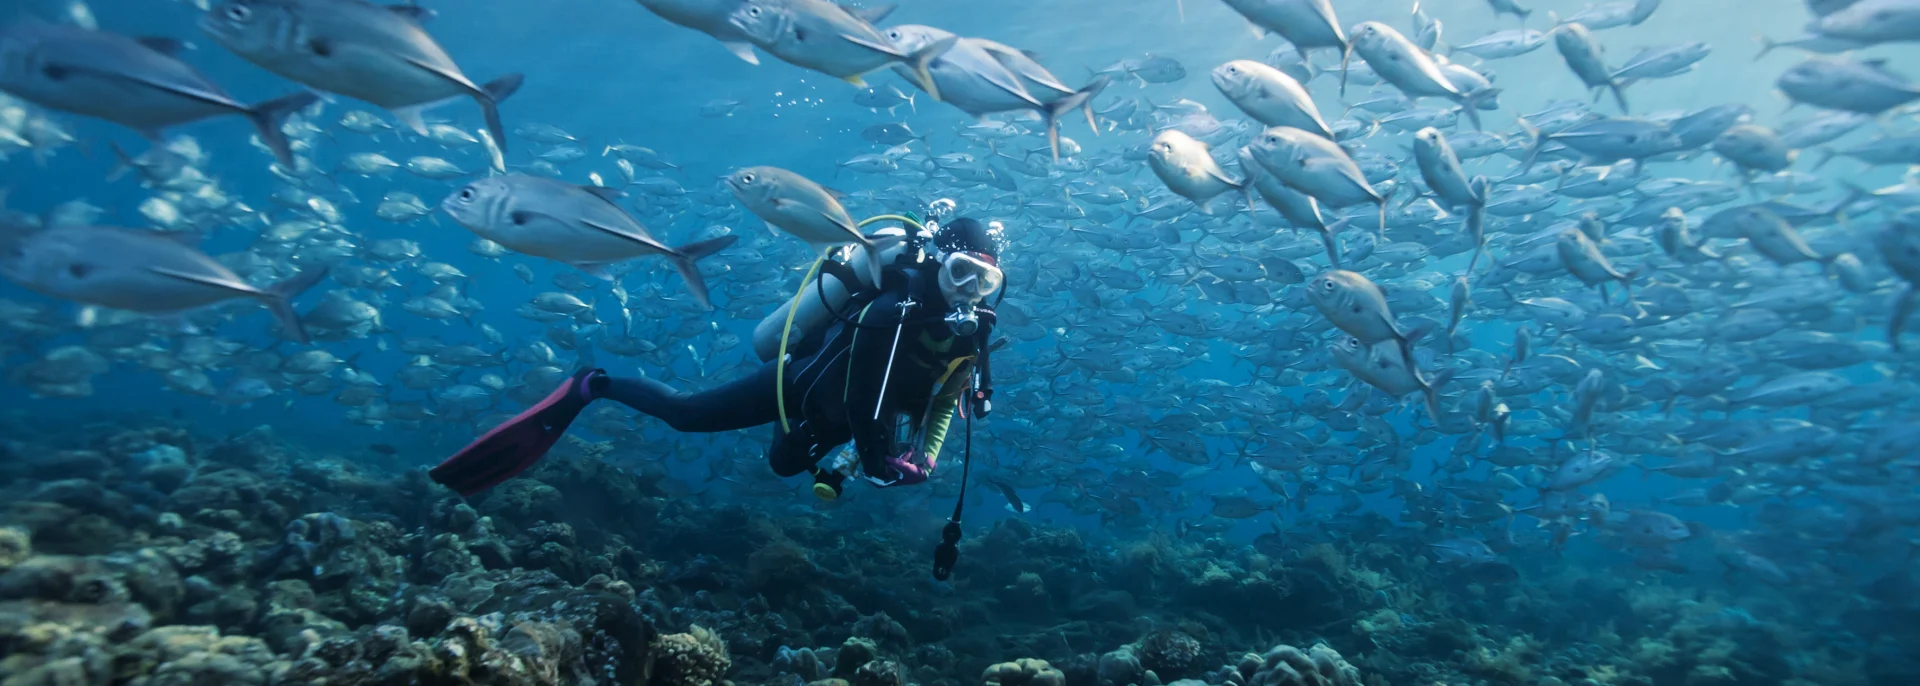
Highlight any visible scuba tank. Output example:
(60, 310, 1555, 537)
(751, 223, 929, 362)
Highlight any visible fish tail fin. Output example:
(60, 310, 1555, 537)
(1455, 92, 1492, 132)
(668, 235, 739, 311)
(105, 141, 135, 183)
(1515, 116, 1546, 173)
(1419, 373, 1446, 425)
(1376, 183, 1398, 238)
(1752, 33, 1776, 61)
(1079, 75, 1111, 136)
(1893, 287, 1917, 352)
(245, 91, 321, 167)
(1609, 81, 1630, 114)
(1831, 181, 1869, 225)
(475, 73, 526, 156)
(1812, 147, 1837, 170)
(262, 266, 330, 344)
(860, 235, 889, 287)
(1043, 77, 1108, 161)
(1320, 221, 1346, 269)
(907, 36, 958, 103)
(1339, 42, 1354, 96)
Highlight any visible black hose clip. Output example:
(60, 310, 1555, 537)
(969, 387, 994, 418)
(932, 520, 961, 581)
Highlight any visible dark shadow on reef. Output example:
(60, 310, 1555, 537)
(0, 415, 1912, 685)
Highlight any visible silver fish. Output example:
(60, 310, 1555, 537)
(200, 0, 524, 151)
(0, 19, 315, 165)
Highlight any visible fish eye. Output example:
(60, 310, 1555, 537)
(747, 5, 761, 16)
(226, 3, 251, 20)
(741, 173, 755, 183)
(458, 188, 475, 201)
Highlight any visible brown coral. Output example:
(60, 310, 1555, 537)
(983, 657, 1067, 686)
(650, 624, 731, 686)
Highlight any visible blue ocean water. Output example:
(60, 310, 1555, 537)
(2, 0, 1919, 683)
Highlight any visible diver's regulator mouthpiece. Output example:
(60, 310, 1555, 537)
(946, 302, 980, 337)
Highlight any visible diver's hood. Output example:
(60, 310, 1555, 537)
(938, 250, 1003, 306)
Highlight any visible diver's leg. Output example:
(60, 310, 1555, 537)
(597, 364, 783, 433)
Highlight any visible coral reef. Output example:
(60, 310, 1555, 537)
(0, 420, 1901, 685)
(1236, 643, 1362, 686)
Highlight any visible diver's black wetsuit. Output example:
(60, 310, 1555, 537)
(600, 261, 986, 479)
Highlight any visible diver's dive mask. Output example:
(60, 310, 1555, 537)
(938, 251, 1002, 335)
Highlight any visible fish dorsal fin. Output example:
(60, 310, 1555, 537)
(841, 2, 896, 24)
(387, 4, 437, 22)
(1861, 58, 1907, 80)
(135, 36, 191, 57)
(578, 185, 626, 204)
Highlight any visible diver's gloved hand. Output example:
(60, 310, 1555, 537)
(879, 450, 930, 487)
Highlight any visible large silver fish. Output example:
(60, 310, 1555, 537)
(0, 226, 328, 342)
(726, 165, 888, 286)
(200, 0, 524, 151)
(0, 19, 315, 165)
(636, 0, 762, 64)
(729, 0, 950, 97)
(880, 25, 1102, 161)
(440, 175, 737, 310)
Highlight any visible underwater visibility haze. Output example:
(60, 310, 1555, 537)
(3, 0, 1920, 683)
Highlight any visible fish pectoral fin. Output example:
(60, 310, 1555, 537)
(578, 217, 674, 255)
(45, 61, 243, 112)
(577, 185, 626, 204)
(392, 106, 430, 136)
(386, 4, 437, 22)
(1205, 167, 1242, 189)
(145, 265, 262, 297)
(398, 54, 487, 100)
(721, 41, 760, 65)
(134, 36, 191, 57)
(818, 210, 867, 241)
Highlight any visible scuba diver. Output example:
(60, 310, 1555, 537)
(429, 207, 1006, 503)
